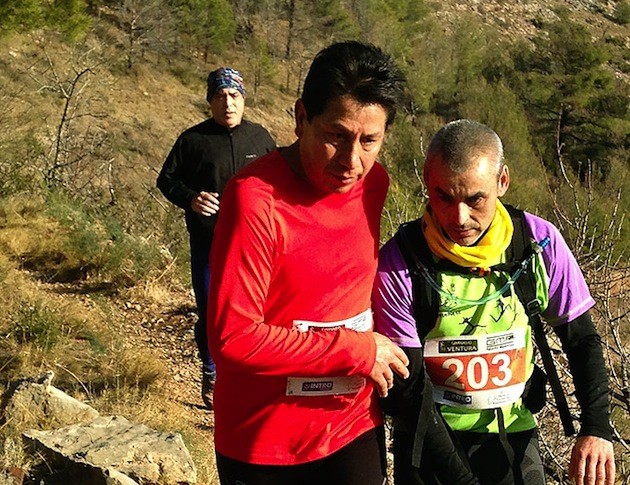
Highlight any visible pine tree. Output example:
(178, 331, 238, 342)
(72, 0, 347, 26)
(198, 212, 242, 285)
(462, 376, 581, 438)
(47, 0, 91, 40)
(0, 0, 45, 33)
(508, 12, 628, 180)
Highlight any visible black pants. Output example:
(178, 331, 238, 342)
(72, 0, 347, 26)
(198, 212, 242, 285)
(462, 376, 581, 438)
(394, 427, 545, 485)
(189, 236, 215, 375)
(216, 426, 387, 485)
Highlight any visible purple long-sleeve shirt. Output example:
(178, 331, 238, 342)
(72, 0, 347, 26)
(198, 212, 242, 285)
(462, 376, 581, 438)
(373, 212, 595, 347)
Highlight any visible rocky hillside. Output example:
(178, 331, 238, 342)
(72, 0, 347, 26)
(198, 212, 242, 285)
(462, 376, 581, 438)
(437, 0, 623, 37)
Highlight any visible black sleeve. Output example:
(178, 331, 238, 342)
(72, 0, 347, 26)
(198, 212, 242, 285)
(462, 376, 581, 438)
(383, 347, 479, 485)
(553, 311, 612, 441)
(157, 137, 198, 210)
(380, 346, 425, 418)
(262, 129, 276, 153)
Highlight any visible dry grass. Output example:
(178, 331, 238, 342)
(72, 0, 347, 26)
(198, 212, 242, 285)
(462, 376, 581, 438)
(0, 285, 202, 482)
(0, 194, 219, 482)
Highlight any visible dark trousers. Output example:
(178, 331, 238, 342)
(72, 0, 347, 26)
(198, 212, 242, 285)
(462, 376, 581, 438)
(457, 428, 545, 485)
(394, 427, 545, 485)
(216, 426, 387, 485)
(190, 236, 215, 375)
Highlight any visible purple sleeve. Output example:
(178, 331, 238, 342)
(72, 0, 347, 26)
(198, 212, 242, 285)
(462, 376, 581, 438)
(372, 238, 422, 348)
(524, 212, 595, 325)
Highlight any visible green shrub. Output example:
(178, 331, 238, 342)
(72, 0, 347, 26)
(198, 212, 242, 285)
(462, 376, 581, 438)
(100, 214, 166, 285)
(0, 1, 44, 34)
(42, 191, 168, 287)
(0, 134, 43, 198)
(0, 0, 90, 39)
(168, 64, 204, 89)
(12, 300, 65, 350)
(614, 1, 630, 24)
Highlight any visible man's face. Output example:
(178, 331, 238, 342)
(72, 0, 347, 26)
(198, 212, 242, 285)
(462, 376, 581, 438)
(425, 154, 509, 246)
(294, 95, 387, 194)
(210, 88, 245, 129)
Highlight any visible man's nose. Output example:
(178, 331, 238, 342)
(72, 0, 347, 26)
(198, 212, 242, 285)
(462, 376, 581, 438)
(337, 140, 362, 171)
(455, 203, 469, 226)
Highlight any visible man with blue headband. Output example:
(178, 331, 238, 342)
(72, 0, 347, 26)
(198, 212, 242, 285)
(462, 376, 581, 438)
(157, 67, 276, 410)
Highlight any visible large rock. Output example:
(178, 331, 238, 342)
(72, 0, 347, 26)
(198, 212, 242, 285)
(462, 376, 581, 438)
(23, 415, 197, 484)
(3, 371, 99, 430)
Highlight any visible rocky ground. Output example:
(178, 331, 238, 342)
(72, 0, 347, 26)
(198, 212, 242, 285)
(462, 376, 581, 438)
(118, 294, 210, 415)
(114, 289, 220, 479)
(41, 278, 220, 483)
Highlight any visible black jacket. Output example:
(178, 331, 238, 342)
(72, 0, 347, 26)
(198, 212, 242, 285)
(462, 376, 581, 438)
(157, 118, 276, 246)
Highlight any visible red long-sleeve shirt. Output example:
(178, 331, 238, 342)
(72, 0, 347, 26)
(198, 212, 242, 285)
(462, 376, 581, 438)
(207, 149, 389, 464)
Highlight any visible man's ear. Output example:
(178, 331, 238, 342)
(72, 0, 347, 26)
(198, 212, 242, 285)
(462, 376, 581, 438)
(498, 164, 510, 197)
(294, 99, 306, 138)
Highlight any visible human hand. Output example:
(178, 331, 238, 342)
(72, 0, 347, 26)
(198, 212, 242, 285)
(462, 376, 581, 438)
(569, 435, 615, 485)
(369, 332, 409, 398)
(191, 191, 220, 216)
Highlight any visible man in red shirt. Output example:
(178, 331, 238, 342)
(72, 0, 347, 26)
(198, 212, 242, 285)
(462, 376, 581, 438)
(206, 41, 409, 484)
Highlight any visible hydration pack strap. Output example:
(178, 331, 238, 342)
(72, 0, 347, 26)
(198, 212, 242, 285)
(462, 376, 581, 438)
(411, 367, 437, 468)
(510, 209, 576, 437)
(523, 299, 576, 436)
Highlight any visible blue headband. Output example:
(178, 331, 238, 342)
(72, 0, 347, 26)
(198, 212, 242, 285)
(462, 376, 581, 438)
(207, 67, 246, 97)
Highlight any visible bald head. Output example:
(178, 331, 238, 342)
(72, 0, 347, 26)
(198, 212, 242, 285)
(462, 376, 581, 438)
(422, 120, 510, 246)
(424, 119, 504, 178)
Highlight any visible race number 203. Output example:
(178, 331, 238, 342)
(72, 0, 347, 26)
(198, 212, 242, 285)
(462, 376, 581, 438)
(423, 329, 529, 409)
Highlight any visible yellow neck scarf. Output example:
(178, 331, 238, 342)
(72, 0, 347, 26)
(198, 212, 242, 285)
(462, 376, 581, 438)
(422, 200, 514, 268)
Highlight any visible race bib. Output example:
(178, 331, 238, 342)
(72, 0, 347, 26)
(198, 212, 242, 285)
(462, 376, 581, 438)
(292, 308, 373, 333)
(424, 329, 528, 409)
(286, 376, 365, 396)
(287, 309, 371, 396)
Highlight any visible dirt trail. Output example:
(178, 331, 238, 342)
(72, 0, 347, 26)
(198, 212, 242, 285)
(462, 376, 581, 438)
(41, 279, 220, 483)
(118, 290, 225, 483)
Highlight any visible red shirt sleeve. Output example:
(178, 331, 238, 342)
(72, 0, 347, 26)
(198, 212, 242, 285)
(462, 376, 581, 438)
(207, 165, 377, 378)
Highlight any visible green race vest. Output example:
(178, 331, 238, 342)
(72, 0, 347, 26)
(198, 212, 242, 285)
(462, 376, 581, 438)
(423, 251, 550, 434)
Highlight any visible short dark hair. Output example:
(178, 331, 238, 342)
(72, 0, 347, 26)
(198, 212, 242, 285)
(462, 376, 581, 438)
(425, 119, 504, 175)
(301, 41, 407, 127)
